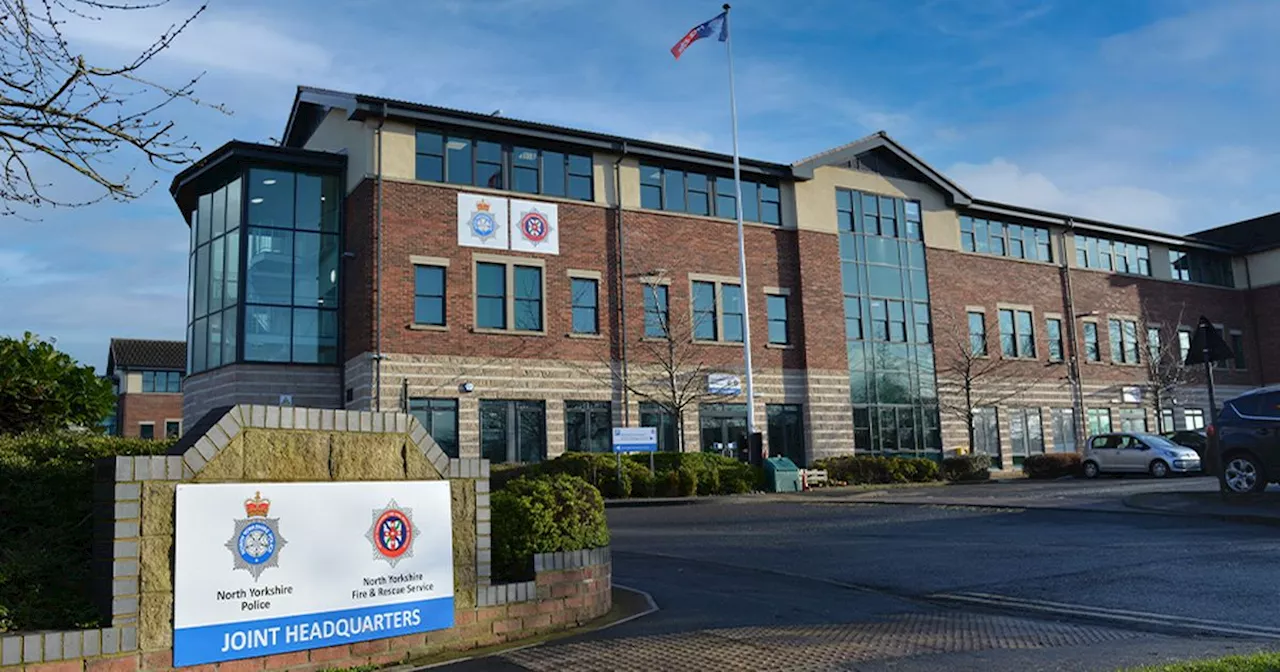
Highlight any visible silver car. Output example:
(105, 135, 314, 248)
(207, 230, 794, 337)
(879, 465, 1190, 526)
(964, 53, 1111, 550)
(1082, 432, 1202, 478)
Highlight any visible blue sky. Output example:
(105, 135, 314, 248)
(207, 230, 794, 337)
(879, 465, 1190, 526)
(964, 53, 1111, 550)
(4, 0, 1279, 373)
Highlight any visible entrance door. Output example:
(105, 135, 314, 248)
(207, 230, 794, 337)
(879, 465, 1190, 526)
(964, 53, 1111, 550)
(480, 400, 546, 464)
(700, 403, 749, 460)
(766, 404, 805, 466)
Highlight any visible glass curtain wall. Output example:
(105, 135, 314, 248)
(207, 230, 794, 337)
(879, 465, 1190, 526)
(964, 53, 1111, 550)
(837, 189, 941, 458)
(188, 176, 242, 374)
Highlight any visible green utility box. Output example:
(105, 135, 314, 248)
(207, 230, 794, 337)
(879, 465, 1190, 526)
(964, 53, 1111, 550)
(764, 457, 802, 493)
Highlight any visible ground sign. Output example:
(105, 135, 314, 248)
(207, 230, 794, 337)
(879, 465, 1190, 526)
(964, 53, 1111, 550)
(612, 427, 658, 453)
(173, 481, 454, 666)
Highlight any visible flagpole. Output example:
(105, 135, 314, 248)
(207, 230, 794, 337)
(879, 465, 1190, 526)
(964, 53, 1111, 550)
(721, 3, 757, 442)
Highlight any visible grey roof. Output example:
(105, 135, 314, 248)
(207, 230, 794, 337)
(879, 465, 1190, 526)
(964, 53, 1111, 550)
(1189, 212, 1280, 253)
(107, 338, 186, 373)
(790, 131, 973, 206)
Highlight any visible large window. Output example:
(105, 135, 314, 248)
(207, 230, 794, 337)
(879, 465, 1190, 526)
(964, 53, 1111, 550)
(1147, 326, 1162, 362)
(968, 312, 987, 356)
(414, 265, 446, 327)
(1050, 408, 1075, 453)
(766, 404, 805, 466)
(643, 284, 669, 338)
(1169, 248, 1233, 287)
(141, 370, 182, 393)
(999, 309, 1035, 358)
(415, 130, 592, 201)
(408, 398, 459, 458)
(691, 279, 743, 343)
(1184, 409, 1205, 430)
(1108, 319, 1140, 364)
(1118, 408, 1147, 433)
(973, 407, 1000, 464)
(960, 217, 1052, 262)
(837, 188, 939, 457)
(570, 277, 599, 335)
(766, 293, 790, 345)
(480, 400, 546, 463)
(1046, 318, 1063, 363)
(187, 174, 245, 374)
(1008, 407, 1044, 465)
(474, 259, 544, 333)
(165, 421, 181, 439)
(640, 402, 678, 452)
(1086, 408, 1112, 436)
(1075, 235, 1150, 275)
(236, 168, 340, 367)
(1083, 322, 1101, 361)
(1231, 332, 1246, 370)
(565, 400, 611, 453)
(639, 164, 781, 225)
(1178, 329, 1192, 362)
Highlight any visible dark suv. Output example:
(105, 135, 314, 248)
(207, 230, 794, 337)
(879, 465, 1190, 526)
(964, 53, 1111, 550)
(1207, 388, 1280, 494)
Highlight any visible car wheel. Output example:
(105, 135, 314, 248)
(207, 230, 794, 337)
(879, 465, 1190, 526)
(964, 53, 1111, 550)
(1149, 460, 1170, 479)
(1222, 453, 1267, 494)
(1082, 460, 1100, 479)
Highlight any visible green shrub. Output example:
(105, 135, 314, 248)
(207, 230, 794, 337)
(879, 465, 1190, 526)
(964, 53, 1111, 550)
(657, 470, 682, 497)
(491, 473, 609, 583)
(677, 467, 698, 497)
(942, 454, 991, 482)
(697, 467, 720, 496)
(632, 469, 656, 497)
(598, 467, 632, 499)
(813, 455, 940, 485)
(1023, 453, 1082, 479)
(0, 432, 173, 631)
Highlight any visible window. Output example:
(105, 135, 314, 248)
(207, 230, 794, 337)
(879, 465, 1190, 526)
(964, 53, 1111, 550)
(968, 312, 987, 356)
(141, 371, 182, 393)
(643, 284, 669, 338)
(1075, 235, 1150, 275)
(415, 130, 593, 201)
(139, 423, 155, 440)
(972, 407, 1000, 464)
(1147, 327, 1161, 362)
(1108, 319, 1139, 364)
(638, 163, 781, 224)
(1050, 408, 1076, 453)
(413, 265, 446, 326)
(960, 217, 1053, 262)
(1184, 409, 1205, 430)
(766, 293, 789, 345)
(640, 402, 678, 452)
(691, 281, 717, 341)
(480, 400, 546, 464)
(1161, 408, 1175, 433)
(1084, 322, 1100, 361)
(1118, 408, 1147, 433)
(1168, 248, 1234, 288)
(570, 277, 599, 334)
(722, 284, 744, 342)
(187, 173, 249, 375)
(165, 421, 181, 439)
(999, 309, 1035, 358)
(474, 258, 544, 333)
(565, 401, 611, 453)
(1178, 329, 1192, 362)
(691, 279, 744, 343)
(1046, 318, 1063, 362)
(1231, 332, 1246, 369)
(408, 398, 459, 457)
(1086, 408, 1112, 436)
(1008, 408, 1044, 465)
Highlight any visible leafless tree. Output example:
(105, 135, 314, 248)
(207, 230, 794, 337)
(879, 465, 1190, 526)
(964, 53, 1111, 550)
(934, 312, 1057, 452)
(1140, 300, 1197, 432)
(0, 0, 221, 214)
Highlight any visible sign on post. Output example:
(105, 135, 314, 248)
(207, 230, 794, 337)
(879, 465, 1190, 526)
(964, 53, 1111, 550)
(612, 427, 658, 453)
(173, 481, 455, 667)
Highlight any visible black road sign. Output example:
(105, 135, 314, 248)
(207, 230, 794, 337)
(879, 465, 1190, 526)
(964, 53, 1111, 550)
(1183, 316, 1234, 366)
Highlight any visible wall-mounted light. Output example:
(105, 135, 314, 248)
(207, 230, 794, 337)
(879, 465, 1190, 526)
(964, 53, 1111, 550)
(459, 382, 475, 394)
(250, 197, 264, 204)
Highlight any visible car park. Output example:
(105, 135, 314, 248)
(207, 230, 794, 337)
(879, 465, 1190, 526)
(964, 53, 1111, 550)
(1081, 432, 1202, 479)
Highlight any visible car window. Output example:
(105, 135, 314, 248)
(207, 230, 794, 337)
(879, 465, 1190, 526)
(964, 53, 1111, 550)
(1090, 436, 1112, 450)
(1230, 392, 1280, 419)
(1138, 434, 1180, 450)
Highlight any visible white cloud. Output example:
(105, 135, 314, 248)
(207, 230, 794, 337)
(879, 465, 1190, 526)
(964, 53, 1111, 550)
(0, 249, 80, 287)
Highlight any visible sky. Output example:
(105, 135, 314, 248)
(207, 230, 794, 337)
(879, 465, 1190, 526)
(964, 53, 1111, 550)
(4, 0, 1279, 373)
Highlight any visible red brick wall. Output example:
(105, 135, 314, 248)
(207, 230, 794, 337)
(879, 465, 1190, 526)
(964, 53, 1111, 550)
(794, 230, 844, 371)
(118, 394, 183, 439)
(341, 180, 376, 362)
(349, 179, 805, 371)
(1247, 283, 1280, 385)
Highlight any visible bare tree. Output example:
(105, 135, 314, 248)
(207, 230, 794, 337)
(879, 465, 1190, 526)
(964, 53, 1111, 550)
(1140, 300, 1197, 432)
(934, 312, 1057, 452)
(617, 272, 740, 453)
(0, 0, 221, 214)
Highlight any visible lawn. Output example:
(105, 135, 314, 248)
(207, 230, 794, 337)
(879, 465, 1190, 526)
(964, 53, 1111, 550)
(1125, 652, 1280, 671)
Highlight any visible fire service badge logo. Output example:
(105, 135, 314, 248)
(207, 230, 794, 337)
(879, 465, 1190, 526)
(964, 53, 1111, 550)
(226, 491, 286, 580)
(519, 209, 550, 245)
(367, 500, 419, 567)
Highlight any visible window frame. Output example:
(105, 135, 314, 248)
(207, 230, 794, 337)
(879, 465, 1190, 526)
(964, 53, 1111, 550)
(415, 129, 594, 202)
(1046, 317, 1064, 363)
(138, 422, 155, 440)
(564, 400, 613, 453)
(642, 280, 671, 339)
(411, 256, 450, 328)
(1075, 234, 1151, 276)
(998, 307, 1036, 359)
(1107, 318, 1140, 364)
(690, 275, 745, 344)
(1083, 320, 1101, 362)
(164, 420, 182, 439)
(638, 162, 781, 225)
(765, 288, 791, 346)
(569, 271, 601, 335)
(968, 310, 987, 357)
(408, 397, 461, 457)
(959, 216, 1053, 262)
(472, 254, 547, 335)
(1231, 331, 1246, 370)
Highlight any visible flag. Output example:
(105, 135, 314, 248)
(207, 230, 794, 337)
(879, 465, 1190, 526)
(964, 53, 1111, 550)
(671, 11, 727, 59)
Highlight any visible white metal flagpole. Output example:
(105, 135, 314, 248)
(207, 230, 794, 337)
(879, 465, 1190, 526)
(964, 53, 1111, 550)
(721, 3, 757, 440)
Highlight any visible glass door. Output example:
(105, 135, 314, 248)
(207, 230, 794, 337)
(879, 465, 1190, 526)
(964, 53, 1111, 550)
(767, 404, 805, 466)
(479, 400, 546, 463)
(699, 403, 748, 460)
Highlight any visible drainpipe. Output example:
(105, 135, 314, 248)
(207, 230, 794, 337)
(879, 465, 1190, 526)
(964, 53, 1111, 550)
(374, 103, 387, 412)
(614, 142, 630, 424)
(1060, 220, 1087, 451)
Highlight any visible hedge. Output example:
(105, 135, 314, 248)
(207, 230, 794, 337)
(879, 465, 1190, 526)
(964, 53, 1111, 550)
(0, 433, 174, 632)
(492, 451, 760, 498)
(490, 473, 609, 582)
(1023, 453, 1082, 479)
(812, 455, 940, 485)
(942, 454, 991, 482)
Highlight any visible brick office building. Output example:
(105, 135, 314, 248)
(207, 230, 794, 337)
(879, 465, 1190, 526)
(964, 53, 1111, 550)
(106, 338, 186, 439)
(170, 86, 1280, 468)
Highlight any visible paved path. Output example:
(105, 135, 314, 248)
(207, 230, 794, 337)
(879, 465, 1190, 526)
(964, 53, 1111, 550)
(439, 482, 1280, 671)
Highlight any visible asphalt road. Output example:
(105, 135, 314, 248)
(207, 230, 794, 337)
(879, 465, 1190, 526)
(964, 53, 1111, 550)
(442, 479, 1280, 671)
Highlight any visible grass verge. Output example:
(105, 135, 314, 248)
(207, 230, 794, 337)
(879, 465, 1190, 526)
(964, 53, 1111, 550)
(1123, 652, 1280, 671)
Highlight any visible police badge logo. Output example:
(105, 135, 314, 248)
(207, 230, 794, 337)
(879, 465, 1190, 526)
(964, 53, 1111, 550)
(468, 199, 498, 241)
(367, 499, 419, 567)
(226, 492, 286, 581)
(519, 210, 550, 245)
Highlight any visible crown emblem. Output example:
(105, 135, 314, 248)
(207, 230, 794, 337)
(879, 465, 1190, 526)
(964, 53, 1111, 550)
(244, 491, 271, 518)
(475, 200, 491, 212)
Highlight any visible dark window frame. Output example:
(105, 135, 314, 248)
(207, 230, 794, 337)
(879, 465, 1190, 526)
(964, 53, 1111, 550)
(564, 400, 613, 453)
(766, 292, 790, 345)
(473, 257, 546, 333)
(960, 216, 1053, 262)
(638, 162, 781, 225)
(570, 276, 600, 335)
(408, 397, 461, 458)
(998, 308, 1036, 359)
(413, 264, 447, 327)
(643, 283, 670, 338)
(415, 128, 594, 202)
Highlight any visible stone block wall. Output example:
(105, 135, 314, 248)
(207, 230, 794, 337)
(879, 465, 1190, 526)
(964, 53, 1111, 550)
(1, 406, 612, 672)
